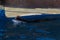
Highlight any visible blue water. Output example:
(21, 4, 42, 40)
(0, 10, 60, 40)
(0, 17, 59, 40)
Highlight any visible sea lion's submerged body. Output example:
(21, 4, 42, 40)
(13, 14, 60, 23)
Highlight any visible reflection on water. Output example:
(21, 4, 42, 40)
(0, 18, 60, 40)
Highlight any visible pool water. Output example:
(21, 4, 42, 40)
(1, 18, 60, 40)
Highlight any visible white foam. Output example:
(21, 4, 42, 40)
(12, 19, 26, 27)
